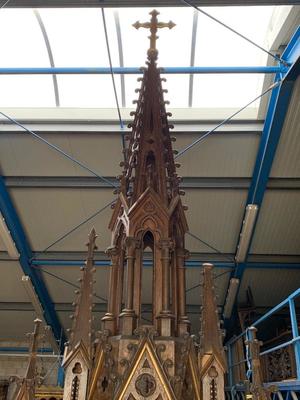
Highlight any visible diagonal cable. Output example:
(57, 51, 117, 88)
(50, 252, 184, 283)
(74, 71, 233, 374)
(186, 268, 234, 294)
(181, 0, 288, 66)
(33, 198, 116, 257)
(0, 110, 117, 188)
(187, 231, 235, 262)
(0, 0, 10, 8)
(33, 266, 107, 303)
(101, 8, 126, 157)
(114, 11, 126, 108)
(34, 265, 151, 324)
(175, 80, 282, 159)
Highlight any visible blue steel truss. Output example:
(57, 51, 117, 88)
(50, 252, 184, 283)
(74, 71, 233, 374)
(0, 176, 66, 351)
(225, 27, 300, 330)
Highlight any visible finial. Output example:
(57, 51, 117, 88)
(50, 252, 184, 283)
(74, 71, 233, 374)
(133, 9, 175, 60)
(86, 227, 98, 259)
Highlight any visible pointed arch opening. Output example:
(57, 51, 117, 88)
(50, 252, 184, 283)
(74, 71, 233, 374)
(141, 230, 154, 325)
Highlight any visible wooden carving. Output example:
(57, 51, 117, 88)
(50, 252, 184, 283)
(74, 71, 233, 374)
(13, 318, 43, 400)
(245, 327, 277, 400)
(102, 9, 189, 339)
(62, 228, 98, 400)
(72, 10, 226, 400)
(199, 263, 227, 400)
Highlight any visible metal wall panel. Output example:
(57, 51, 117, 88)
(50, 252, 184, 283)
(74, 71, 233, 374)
(0, 261, 30, 302)
(238, 268, 300, 306)
(0, 237, 6, 252)
(185, 189, 247, 253)
(0, 132, 123, 177)
(271, 77, 300, 177)
(186, 266, 231, 306)
(0, 310, 36, 340)
(8, 187, 247, 254)
(250, 190, 300, 254)
(9, 187, 115, 251)
(0, 131, 259, 178)
(40, 265, 109, 303)
(176, 133, 259, 178)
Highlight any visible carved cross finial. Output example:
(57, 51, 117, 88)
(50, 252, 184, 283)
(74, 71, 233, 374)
(133, 10, 175, 60)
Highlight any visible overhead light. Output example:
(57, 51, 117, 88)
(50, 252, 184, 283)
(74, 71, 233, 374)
(223, 278, 240, 319)
(22, 276, 59, 353)
(0, 212, 19, 259)
(235, 204, 259, 263)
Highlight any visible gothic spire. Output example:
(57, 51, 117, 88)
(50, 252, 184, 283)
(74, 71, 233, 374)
(65, 228, 97, 359)
(119, 10, 181, 207)
(200, 263, 226, 371)
(15, 318, 42, 400)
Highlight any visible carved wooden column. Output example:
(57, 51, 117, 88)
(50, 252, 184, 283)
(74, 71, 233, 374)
(120, 237, 139, 335)
(115, 247, 125, 330)
(133, 245, 143, 320)
(177, 248, 190, 336)
(102, 246, 119, 335)
(158, 239, 174, 336)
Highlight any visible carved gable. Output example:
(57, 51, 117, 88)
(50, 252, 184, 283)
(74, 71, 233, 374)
(127, 187, 170, 236)
(115, 339, 176, 400)
(180, 348, 201, 400)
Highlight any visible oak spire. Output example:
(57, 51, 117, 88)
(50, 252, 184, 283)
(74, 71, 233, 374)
(62, 228, 98, 400)
(15, 318, 42, 400)
(65, 227, 97, 359)
(200, 263, 226, 366)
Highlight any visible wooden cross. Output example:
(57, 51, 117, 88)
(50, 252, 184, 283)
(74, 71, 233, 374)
(133, 10, 175, 59)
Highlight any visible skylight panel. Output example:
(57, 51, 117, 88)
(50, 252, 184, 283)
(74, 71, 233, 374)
(0, 5, 294, 116)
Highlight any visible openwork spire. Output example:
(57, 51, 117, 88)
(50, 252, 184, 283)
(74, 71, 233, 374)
(66, 228, 97, 358)
(106, 11, 189, 339)
(200, 263, 226, 370)
(119, 11, 182, 208)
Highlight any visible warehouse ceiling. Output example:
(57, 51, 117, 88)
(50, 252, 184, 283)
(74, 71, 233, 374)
(4, 0, 300, 7)
(0, 3, 299, 347)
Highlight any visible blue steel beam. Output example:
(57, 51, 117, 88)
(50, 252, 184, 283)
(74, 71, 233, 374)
(30, 259, 300, 270)
(0, 177, 66, 350)
(0, 66, 288, 75)
(225, 27, 300, 328)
